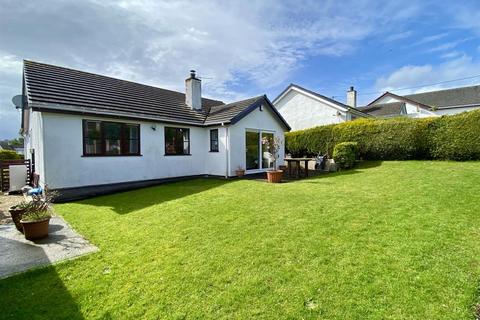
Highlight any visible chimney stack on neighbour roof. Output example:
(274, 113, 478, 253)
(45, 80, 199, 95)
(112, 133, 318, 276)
(347, 86, 357, 108)
(186, 70, 202, 110)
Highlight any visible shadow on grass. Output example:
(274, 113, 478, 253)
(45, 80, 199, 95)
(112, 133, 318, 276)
(0, 237, 84, 319)
(294, 160, 384, 183)
(77, 178, 232, 215)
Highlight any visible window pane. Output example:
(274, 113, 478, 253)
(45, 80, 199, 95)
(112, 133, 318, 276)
(262, 132, 274, 168)
(128, 139, 139, 154)
(123, 125, 140, 154)
(105, 139, 121, 155)
(246, 131, 260, 170)
(104, 122, 121, 139)
(84, 121, 101, 154)
(85, 138, 102, 154)
(103, 122, 121, 155)
(165, 127, 189, 155)
(210, 129, 219, 151)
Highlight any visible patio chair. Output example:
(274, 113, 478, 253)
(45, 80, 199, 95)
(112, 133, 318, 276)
(315, 152, 328, 171)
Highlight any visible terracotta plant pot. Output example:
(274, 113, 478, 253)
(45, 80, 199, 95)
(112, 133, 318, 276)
(266, 170, 283, 183)
(235, 169, 245, 177)
(9, 206, 27, 233)
(20, 217, 50, 240)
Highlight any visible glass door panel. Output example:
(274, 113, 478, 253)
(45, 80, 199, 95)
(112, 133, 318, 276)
(262, 132, 274, 169)
(245, 131, 260, 170)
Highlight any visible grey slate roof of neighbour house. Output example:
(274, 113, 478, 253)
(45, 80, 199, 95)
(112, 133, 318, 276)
(23, 60, 290, 130)
(404, 85, 480, 109)
(358, 102, 406, 117)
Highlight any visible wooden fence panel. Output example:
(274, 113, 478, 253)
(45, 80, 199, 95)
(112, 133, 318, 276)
(0, 159, 31, 192)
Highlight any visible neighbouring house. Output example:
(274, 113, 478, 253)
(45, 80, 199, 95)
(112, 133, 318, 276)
(359, 85, 480, 118)
(272, 84, 370, 131)
(20, 60, 290, 200)
(13, 147, 24, 155)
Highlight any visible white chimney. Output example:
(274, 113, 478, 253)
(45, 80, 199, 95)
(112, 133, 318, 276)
(347, 86, 357, 108)
(185, 70, 202, 110)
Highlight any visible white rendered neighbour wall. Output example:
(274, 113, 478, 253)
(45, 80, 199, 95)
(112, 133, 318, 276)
(275, 90, 347, 130)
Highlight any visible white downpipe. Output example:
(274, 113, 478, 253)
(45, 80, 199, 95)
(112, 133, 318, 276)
(224, 124, 230, 178)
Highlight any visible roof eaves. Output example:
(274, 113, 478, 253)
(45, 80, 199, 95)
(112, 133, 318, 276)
(30, 101, 206, 126)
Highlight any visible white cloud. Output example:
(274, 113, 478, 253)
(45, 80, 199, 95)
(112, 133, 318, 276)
(0, 52, 22, 75)
(0, 0, 430, 137)
(411, 33, 448, 46)
(375, 55, 480, 94)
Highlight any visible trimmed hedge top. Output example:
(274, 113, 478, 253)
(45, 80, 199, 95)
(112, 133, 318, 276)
(286, 110, 480, 161)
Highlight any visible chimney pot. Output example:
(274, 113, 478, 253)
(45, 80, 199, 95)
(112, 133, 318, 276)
(347, 86, 357, 108)
(186, 70, 202, 110)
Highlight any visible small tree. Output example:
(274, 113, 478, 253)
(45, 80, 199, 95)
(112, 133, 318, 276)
(261, 136, 283, 170)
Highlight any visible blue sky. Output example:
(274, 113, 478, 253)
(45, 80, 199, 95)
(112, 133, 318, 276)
(1, 0, 480, 138)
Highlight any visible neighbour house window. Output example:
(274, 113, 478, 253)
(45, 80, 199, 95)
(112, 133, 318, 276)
(82, 120, 140, 156)
(210, 129, 219, 152)
(165, 127, 190, 155)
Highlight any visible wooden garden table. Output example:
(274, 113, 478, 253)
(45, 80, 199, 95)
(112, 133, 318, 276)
(284, 158, 316, 178)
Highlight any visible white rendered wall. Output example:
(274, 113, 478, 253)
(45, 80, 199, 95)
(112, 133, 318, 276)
(228, 104, 286, 176)
(41, 113, 228, 189)
(204, 126, 228, 176)
(274, 90, 347, 130)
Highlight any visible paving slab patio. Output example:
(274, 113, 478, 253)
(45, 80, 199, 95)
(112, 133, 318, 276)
(0, 216, 98, 279)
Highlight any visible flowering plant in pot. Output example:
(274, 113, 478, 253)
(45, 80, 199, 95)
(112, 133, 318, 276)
(9, 201, 30, 233)
(262, 136, 283, 183)
(235, 166, 245, 177)
(20, 191, 56, 240)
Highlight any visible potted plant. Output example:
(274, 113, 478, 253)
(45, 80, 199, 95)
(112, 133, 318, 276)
(8, 201, 29, 233)
(262, 136, 283, 183)
(235, 166, 245, 177)
(20, 192, 56, 240)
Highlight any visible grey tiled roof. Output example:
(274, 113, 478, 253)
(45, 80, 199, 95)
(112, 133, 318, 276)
(24, 60, 224, 125)
(204, 96, 263, 124)
(358, 102, 406, 116)
(404, 85, 480, 108)
(23, 60, 290, 130)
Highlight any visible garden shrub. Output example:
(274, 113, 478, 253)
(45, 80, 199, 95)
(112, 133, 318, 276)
(0, 150, 22, 160)
(333, 142, 358, 169)
(285, 110, 480, 161)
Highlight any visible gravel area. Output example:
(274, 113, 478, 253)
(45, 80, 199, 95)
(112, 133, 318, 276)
(0, 193, 24, 224)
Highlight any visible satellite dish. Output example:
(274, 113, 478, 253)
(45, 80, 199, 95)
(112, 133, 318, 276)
(12, 95, 24, 109)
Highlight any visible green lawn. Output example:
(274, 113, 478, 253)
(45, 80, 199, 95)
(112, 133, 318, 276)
(1, 161, 480, 319)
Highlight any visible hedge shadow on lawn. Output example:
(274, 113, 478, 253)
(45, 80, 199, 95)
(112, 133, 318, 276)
(77, 178, 232, 215)
(0, 237, 84, 319)
(299, 161, 383, 184)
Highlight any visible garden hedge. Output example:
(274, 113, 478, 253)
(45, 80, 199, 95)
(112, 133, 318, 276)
(0, 150, 23, 160)
(333, 142, 358, 169)
(285, 109, 480, 161)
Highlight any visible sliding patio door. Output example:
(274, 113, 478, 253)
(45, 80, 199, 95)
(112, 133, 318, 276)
(245, 130, 275, 171)
(245, 131, 260, 170)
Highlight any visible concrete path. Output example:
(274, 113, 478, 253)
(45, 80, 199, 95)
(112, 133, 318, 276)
(0, 216, 98, 279)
